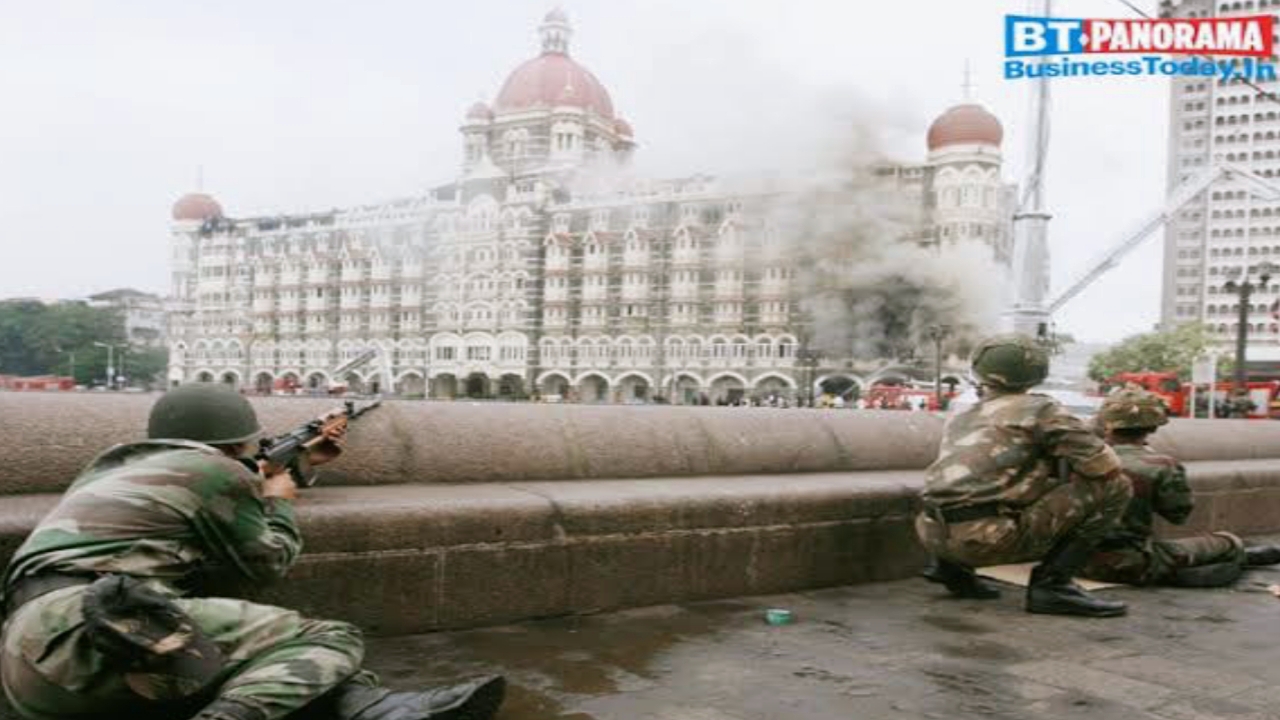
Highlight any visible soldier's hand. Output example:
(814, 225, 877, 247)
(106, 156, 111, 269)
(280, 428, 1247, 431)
(306, 423, 346, 467)
(261, 467, 299, 500)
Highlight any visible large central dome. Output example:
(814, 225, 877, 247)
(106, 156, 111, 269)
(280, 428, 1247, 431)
(492, 10, 615, 120)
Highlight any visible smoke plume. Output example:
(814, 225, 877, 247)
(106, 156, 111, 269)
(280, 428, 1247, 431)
(765, 117, 1005, 363)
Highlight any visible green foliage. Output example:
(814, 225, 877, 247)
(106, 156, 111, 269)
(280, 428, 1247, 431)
(1087, 323, 1230, 383)
(0, 300, 168, 387)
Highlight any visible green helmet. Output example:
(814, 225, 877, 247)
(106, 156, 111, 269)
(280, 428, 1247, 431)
(970, 333, 1050, 391)
(147, 383, 263, 445)
(1099, 388, 1169, 431)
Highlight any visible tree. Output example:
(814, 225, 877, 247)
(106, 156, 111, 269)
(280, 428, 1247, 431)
(1087, 323, 1231, 383)
(0, 300, 166, 387)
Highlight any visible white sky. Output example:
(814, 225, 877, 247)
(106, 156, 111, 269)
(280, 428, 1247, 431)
(0, 0, 1173, 342)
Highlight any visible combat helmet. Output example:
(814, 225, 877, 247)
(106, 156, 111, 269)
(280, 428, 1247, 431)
(970, 333, 1050, 391)
(1099, 388, 1169, 432)
(147, 383, 263, 445)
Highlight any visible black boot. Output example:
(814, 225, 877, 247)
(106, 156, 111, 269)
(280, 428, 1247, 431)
(1246, 544, 1280, 566)
(922, 558, 1002, 600)
(1027, 537, 1126, 618)
(333, 676, 505, 720)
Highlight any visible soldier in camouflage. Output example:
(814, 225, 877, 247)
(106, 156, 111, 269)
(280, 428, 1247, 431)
(916, 334, 1133, 617)
(0, 384, 505, 720)
(1079, 388, 1280, 587)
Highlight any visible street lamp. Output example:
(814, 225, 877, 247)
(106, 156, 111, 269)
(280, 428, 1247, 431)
(1222, 260, 1275, 392)
(926, 324, 951, 410)
(93, 342, 126, 390)
(794, 336, 821, 407)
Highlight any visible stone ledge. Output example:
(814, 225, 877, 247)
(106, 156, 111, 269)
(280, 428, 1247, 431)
(5, 394, 1277, 495)
(0, 460, 1277, 634)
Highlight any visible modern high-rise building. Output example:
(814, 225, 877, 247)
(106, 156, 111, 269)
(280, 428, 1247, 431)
(166, 11, 1013, 403)
(1161, 0, 1280, 363)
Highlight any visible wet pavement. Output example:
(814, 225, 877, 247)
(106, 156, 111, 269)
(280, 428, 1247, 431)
(6, 570, 1280, 719)
(367, 568, 1280, 720)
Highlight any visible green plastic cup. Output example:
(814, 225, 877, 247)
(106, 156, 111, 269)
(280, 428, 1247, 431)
(765, 608, 794, 626)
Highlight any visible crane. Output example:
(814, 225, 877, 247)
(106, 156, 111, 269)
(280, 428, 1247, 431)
(1045, 163, 1280, 315)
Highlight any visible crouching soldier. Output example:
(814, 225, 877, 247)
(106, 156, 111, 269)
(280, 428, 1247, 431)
(916, 334, 1133, 617)
(1080, 388, 1280, 587)
(1, 383, 505, 720)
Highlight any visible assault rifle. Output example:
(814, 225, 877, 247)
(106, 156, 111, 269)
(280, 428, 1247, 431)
(256, 400, 380, 487)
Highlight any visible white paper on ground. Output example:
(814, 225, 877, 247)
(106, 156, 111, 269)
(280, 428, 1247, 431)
(976, 562, 1124, 590)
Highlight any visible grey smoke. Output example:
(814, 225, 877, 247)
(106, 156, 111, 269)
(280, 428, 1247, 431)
(764, 113, 1004, 362)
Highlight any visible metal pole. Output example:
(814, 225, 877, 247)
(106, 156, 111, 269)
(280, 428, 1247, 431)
(1235, 282, 1251, 391)
(1208, 351, 1217, 420)
(934, 334, 943, 411)
(107, 345, 114, 390)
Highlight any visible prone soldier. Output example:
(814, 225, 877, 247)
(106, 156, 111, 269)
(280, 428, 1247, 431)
(916, 334, 1132, 617)
(1080, 388, 1280, 587)
(0, 384, 505, 720)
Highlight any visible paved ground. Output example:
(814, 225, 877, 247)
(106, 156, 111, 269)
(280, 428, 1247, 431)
(367, 568, 1280, 720)
(6, 569, 1280, 720)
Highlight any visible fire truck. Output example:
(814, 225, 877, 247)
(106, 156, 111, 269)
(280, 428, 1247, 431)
(1102, 371, 1279, 419)
(861, 384, 955, 411)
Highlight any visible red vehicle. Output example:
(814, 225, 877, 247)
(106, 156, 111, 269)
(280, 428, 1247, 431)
(863, 384, 954, 411)
(1104, 371, 1279, 419)
(0, 374, 75, 391)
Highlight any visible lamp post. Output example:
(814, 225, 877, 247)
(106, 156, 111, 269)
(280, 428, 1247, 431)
(93, 342, 127, 390)
(926, 324, 951, 410)
(1222, 260, 1275, 392)
(795, 337, 821, 407)
(93, 341, 114, 390)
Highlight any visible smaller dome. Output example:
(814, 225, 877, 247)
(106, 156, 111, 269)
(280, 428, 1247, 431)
(466, 101, 493, 120)
(614, 117, 634, 137)
(172, 192, 223, 222)
(927, 103, 1003, 151)
(544, 7, 568, 23)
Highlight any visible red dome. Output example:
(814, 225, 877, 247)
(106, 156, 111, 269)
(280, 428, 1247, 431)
(927, 104, 1003, 151)
(172, 192, 222, 221)
(494, 53, 615, 119)
(466, 101, 493, 120)
(614, 117, 633, 137)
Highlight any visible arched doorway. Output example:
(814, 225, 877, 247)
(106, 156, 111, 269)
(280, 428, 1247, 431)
(497, 374, 524, 400)
(578, 374, 609, 404)
(616, 374, 651, 404)
(753, 374, 795, 404)
(254, 372, 273, 395)
(709, 374, 747, 405)
(397, 373, 426, 398)
(539, 373, 570, 402)
(819, 375, 862, 402)
(464, 373, 490, 399)
(432, 374, 458, 400)
(278, 372, 300, 394)
(673, 374, 701, 405)
(196, 371, 214, 383)
(305, 372, 329, 395)
(343, 373, 367, 395)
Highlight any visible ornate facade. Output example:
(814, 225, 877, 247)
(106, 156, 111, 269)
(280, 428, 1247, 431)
(167, 11, 1012, 403)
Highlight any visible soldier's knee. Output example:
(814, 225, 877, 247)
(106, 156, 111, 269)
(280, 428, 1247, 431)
(297, 619, 365, 659)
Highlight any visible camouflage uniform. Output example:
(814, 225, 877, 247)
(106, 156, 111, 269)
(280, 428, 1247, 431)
(916, 391, 1131, 568)
(1079, 443, 1244, 585)
(0, 440, 376, 720)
